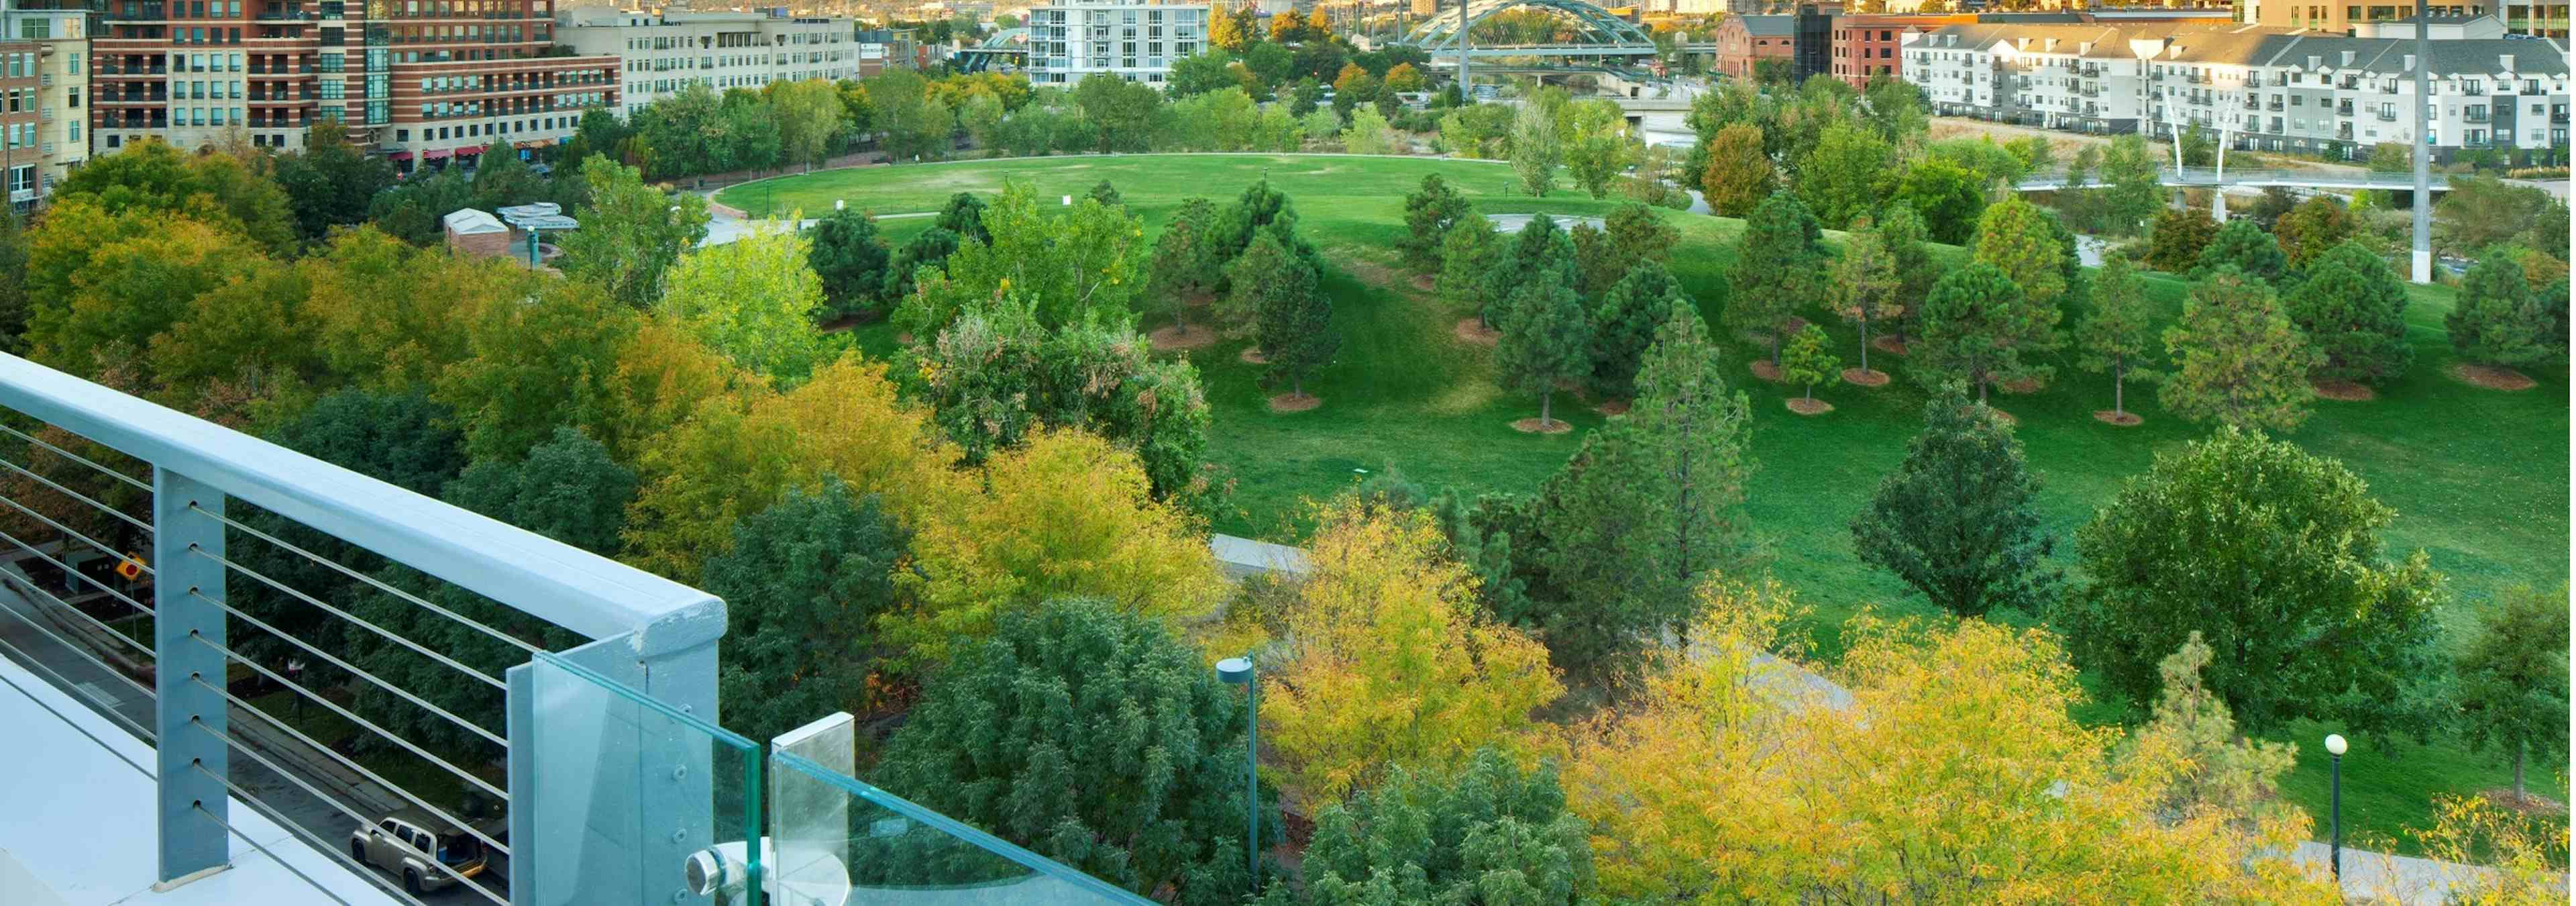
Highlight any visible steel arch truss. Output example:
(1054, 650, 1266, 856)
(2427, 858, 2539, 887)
(1399, 0, 1658, 58)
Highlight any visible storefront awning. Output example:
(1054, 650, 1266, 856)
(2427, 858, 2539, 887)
(387, 150, 415, 161)
(423, 148, 453, 160)
(454, 145, 484, 156)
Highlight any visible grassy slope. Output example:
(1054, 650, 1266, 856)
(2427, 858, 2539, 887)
(721, 154, 2571, 852)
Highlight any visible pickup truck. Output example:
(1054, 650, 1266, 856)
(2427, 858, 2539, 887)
(349, 809, 488, 896)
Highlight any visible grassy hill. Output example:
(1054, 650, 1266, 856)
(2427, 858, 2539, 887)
(722, 154, 2572, 850)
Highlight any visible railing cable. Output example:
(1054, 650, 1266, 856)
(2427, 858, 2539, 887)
(0, 421, 152, 493)
(185, 719, 505, 905)
(188, 587, 508, 746)
(186, 674, 511, 858)
(187, 798, 360, 906)
(184, 546, 508, 691)
(193, 505, 543, 658)
(0, 521, 154, 615)
(0, 452, 154, 536)
(185, 762, 434, 906)
(185, 633, 509, 803)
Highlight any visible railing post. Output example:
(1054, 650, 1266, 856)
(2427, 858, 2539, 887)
(152, 468, 227, 889)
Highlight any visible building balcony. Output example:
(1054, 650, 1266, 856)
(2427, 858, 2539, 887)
(0, 354, 1148, 906)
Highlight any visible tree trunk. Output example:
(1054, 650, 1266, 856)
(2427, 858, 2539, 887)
(1293, 372, 1305, 399)
(1540, 390, 1554, 428)
(1978, 378, 1989, 405)
(1770, 332, 1783, 369)
(2514, 744, 2526, 800)
(1805, 383, 1815, 403)
(2112, 358, 2126, 417)
(1858, 320, 1871, 373)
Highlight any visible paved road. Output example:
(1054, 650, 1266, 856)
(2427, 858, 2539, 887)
(0, 563, 504, 904)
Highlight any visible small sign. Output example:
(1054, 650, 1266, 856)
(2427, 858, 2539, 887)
(115, 554, 144, 581)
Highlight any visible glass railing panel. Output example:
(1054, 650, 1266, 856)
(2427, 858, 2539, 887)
(767, 748, 1150, 906)
(523, 651, 761, 906)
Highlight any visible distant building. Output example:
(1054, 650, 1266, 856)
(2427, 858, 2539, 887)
(0, 10, 86, 211)
(1711, 13, 1795, 81)
(557, 9, 857, 117)
(1904, 17, 2571, 160)
(1022, 0, 1209, 88)
(855, 27, 925, 75)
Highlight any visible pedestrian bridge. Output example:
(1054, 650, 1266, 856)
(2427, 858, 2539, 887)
(2015, 166, 2454, 193)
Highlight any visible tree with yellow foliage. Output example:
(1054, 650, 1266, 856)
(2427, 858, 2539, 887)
(890, 427, 1226, 666)
(1568, 590, 2337, 903)
(1261, 499, 1563, 805)
(623, 354, 959, 579)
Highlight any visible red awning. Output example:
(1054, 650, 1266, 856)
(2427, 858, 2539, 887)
(423, 148, 453, 160)
(387, 150, 415, 161)
(454, 145, 484, 156)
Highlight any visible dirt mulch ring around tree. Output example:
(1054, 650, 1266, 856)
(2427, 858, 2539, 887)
(1786, 397, 1834, 416)
(1748, 360, 1784, 382)
(1412, 274, 1437, 291)
(1997, 377, 2046, 395)
(2451, 363, 2537, 391)
(1148, 323, 1218, 352)
(1510, 417, 1574, 434)
(1269, 393, 1322, 413)
(1238, 346, 1271, 365)
(1841, 368, 1890, 387)
(1594, 399, 1631, 416)
(2094, 409, 2144, 427)
(2479, 789, 2571, 817)
(895, 332, 916, 346)
(1454, 318, 1501, 346)
(1872, 335, 1910, 356)
(1975, 405, 2019, 427)
(2310, 378, 2377, 401)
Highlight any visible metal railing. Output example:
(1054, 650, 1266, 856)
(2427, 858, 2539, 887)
(0, 352, 1150, 906)
(0, 353, 722, 906)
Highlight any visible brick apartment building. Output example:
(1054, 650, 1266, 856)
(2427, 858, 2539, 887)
(91, 0, 615, 173)
(1710, 13, 1794, 81)
(1831, 12, 1971, 87)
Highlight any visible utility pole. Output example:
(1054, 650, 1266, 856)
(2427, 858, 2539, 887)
(2410, 0, 2432, 284)
(1457, 0, 1470, 101)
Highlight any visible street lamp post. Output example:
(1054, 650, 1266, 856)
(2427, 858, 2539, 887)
(2324, 733, 2347, 883)
(1216, 656, 1258, 887)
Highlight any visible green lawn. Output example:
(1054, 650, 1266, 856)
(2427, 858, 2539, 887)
(720, 154, 2572, 852)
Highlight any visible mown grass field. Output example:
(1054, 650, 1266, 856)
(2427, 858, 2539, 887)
(720, 154, 2572, 852)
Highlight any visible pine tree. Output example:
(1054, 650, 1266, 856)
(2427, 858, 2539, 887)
(1255, 232, 1338, 400)
(1146, 197, 1222, 328)
(1833, 222, 1900, 376)
(1489, 213, 1578, 329)
(1437, 217, 1505, 328)
(1604, 201, 1679, 266)
(1849, 385, 2060, 618)
(2159, 269, 2322, 432)
(2145, 207, 2218, 274)
(1725, 191, 1824, 368)
(1878, 205, 1941, 347)
(1497, 255, 1591, 430)
(1399, 174, 1476, 272)
(2074, 252, 2158, 421)
(1912, 262, 2039, 404)
(2284, 240, 2412, 384)
(2447, 252, 2551, 368)
(2192, 219, 2288, 284)
(1589, 261, 1689, 398)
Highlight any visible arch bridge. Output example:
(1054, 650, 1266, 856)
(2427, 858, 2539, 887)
(955, 26, 1029, 74)
(1398, 0, 1660, 62)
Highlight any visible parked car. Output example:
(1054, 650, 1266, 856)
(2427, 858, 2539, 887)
(350, 809, 488, 896)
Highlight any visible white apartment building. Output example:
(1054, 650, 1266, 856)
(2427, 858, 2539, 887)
(555, 8, 858, 117)
(1022, 0, 1208, 88)
(1906, 19, 2571, 160)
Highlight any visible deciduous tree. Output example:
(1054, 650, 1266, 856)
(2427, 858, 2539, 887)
(2453, 585, 2571, 802)
(1780, 323, 1838, 405)
(2062, 427, 2444, 734)
(2272, 195, 2353, 270)
(1509, 101, 1562, 197)
(658, 219, 833, 385)
(2145, 207, 2220, 273)
(1832, 221, 1900, 376)
(892, 428, 1224, 665)
(1699, 123, 1772, 217)
(1892, 156, 1984, 244)
(1792, 123, 1890, 230)
(559, 156, 712, 308)
(1263, 500, 1562, 802)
